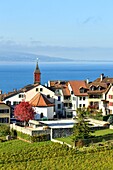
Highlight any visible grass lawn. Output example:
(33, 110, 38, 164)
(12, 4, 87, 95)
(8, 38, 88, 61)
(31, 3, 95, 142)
(94, 129, 113, 136)
(56, 135, 74, 145)
(56, 129, 113, 145)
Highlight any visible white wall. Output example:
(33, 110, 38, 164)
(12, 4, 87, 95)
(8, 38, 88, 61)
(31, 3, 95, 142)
(25, 84, 55, 101)
(4, 92, 25, 105)
(33, 106, 54, 120)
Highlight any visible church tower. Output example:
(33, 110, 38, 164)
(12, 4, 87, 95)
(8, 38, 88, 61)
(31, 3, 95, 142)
(34, 59, 41, 84)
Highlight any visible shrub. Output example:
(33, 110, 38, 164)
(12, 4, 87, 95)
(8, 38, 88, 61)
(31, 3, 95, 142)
(10, 129, 17, 139)
(31, 134, 50, 142)
(0, 124, 10, 137)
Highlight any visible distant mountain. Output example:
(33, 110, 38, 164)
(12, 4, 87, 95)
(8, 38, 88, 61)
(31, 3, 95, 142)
(0, 52, 74, 63)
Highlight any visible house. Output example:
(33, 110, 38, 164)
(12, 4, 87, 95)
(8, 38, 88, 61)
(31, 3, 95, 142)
(68, 80, 88, 116)
(48, 80, 73, 118)
(105, 84, 113, 114)
(87, 82, 108, 112)
(29, 93, 54, 120)
(0, 101, 11, 123)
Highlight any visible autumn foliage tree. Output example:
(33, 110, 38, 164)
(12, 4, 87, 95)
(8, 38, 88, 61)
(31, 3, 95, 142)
(14, 102, 35, 125)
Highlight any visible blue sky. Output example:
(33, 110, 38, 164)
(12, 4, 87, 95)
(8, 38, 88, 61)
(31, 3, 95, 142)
(0, 0, 113, 61)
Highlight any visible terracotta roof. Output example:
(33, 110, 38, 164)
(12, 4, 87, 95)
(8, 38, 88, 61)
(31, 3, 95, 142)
(62, 86, 71, 96)
(29, 93, 54, 107)
(49, 80, 68, 88)
(87, 82, 108, 94)
(94, 77, 113, 84)
(69, 81, 88, 96)
(87, 82, 107, 88)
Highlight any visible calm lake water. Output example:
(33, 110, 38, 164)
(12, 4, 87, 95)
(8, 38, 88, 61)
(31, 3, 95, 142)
(0, 62, 113, 93)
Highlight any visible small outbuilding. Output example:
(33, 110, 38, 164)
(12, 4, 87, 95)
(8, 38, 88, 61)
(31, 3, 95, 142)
(29, 93, 54, 120)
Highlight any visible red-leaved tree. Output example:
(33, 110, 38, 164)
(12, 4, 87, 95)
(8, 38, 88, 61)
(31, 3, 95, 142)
(14, 102, 35, 125)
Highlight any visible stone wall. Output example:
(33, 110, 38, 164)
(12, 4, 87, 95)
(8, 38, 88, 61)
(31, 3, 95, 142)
(52, 128, 73, 138)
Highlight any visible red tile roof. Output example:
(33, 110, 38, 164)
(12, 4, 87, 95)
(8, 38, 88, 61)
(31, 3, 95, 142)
(29, 93, 54, 107)
(69, 81, 88, 96)
(62, 86, 71, 96)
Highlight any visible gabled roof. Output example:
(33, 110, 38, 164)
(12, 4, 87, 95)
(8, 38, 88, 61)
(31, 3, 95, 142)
(3, 83, 39, 100)
(29, 93, 54, 107)
(49, 80, 68, 88)
(62, 86, 71, 96)
(69, 80, 88, 96)
(87, 82, 108, 94)
(94, 77, 113, 84)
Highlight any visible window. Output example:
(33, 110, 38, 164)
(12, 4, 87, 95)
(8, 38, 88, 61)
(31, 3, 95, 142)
(79, 97, 82, 100)
(19, 94, 24, 98)
(73, 97, 76, 100)
(57, 104, 61, 109)
(36, 88, 38, 92)
(0, 118, 9, 123)
(83, 97, 85, 100)
(109, 95, 113, 99)
(64, 103, 68, 107)
(79, 104, 82, 108)
(71, 91, 73, 94)
(109, 102, 113, 106)
(83, 104, 85, 107)
(40, 88, 43, 92)
(47, 95, 50, 98)
(58, 96, 61, 101)
(0, 109, 9, 113)
(13, 101, 20, 106)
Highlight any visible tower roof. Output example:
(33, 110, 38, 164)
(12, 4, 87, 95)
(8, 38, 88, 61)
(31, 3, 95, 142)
(34, 60, 40, 73)
(29, 93, 54, 107)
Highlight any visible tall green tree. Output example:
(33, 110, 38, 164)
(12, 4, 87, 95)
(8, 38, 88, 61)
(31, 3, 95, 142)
(73, 108, 92, 141)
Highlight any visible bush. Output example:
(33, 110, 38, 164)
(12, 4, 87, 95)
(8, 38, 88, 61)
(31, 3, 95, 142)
(31, 134, 50, 142)
(103, 115, 110, 121)
(10, 129, 17, 139)
(0, 124, 10, 137)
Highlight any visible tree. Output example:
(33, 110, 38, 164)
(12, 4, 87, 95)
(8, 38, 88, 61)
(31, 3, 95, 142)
(14, 102, 35, 125)
(73, 108, 92, 141)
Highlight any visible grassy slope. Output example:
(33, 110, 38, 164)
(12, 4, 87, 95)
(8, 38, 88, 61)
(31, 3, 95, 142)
(0, 139, 113, 170)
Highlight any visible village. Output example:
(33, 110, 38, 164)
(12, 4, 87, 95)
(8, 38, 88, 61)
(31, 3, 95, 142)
(1, 60, 113, 121)
(0, 60, 113, 142)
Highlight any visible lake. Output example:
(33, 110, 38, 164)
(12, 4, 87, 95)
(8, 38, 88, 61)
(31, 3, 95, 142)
(0, 62, 113, 93)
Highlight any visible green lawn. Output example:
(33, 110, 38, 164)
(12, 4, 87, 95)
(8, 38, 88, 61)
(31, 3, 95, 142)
(1, 139, 113, 169)
(56, 129, 113, 145)
(94, 129, 113, 136)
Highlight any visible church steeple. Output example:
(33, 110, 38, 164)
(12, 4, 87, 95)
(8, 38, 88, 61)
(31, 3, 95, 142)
(34, 58, 41, 84)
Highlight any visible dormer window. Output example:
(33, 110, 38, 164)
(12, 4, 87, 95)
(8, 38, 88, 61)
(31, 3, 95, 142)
(97, 86, 102, 90)
(79, 87, 86, 93)
(90, 85, 96, 91)
(71, 91, 73, 94)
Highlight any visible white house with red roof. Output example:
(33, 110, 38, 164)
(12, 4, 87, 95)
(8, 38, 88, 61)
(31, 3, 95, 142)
(68, 80, 89, 116)
(29, 93, 54, 120)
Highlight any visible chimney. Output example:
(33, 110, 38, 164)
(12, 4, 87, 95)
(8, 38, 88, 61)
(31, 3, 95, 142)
(100, 73, 104, 81)
(86, 78, 89, 84)
(0, 90, 2, 95)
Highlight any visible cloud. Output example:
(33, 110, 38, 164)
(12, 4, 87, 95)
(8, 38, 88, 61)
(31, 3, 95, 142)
(83, 16, 102, 24)
(83, 17, 94, 24)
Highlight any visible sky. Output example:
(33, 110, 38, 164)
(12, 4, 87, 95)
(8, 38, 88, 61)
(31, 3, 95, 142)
(0, 0, 113, 61)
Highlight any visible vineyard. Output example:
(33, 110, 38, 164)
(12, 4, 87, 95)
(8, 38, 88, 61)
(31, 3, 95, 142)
(0, 140, 113, 169)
